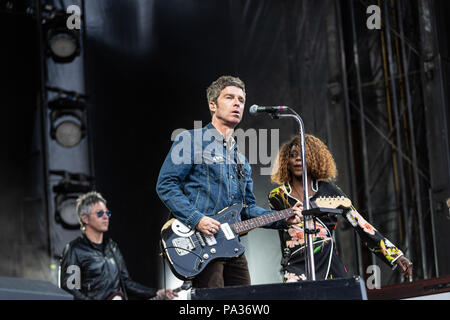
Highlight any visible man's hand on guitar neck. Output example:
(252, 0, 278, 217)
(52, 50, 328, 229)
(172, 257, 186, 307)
(195, 202, 303, 235)
(286, 201, 303, 225)
(196, 216, 221, 236)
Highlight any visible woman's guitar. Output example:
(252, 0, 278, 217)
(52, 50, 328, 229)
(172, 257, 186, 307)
(160, 196, 351, 280)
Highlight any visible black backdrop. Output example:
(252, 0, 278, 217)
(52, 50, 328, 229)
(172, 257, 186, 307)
(0, 0, 338, 288)
(0, 9, 49, 278)
(4, 0, 449, 290)
(83, 0, 331, 287)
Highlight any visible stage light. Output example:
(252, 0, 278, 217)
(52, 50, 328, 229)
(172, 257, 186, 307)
(55, 195, 79, 229)
(47, 29, 80, 62)
(53, 114, 84, 148)
(48, 95, 86, 148)
(41, 5, 80, 63)
(51, 171, 94, 230)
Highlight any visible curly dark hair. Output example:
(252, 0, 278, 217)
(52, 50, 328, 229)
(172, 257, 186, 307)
(271, 134, 337, 185)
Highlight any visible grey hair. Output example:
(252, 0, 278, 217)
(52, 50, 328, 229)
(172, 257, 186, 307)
(76, 191, 107, 230)
(206, 75, 246, 105)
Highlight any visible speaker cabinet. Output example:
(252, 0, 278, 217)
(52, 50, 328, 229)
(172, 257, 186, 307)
(0, 276, 73, 300)
(191, 276, 367, 300)
(367, 275, 450, 300)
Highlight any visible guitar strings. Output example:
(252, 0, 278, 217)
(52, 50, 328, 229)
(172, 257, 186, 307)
(171, 196, 347, 249)
(165, 198, 349, 278)
(181, 197, 346, 246)
(171, 210, 296, 250)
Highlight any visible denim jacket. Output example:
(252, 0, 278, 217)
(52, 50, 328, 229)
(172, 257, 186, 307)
(156, 122, 286, 230)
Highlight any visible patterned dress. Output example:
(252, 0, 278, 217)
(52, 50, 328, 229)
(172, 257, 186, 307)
(268, 181, 404, 282)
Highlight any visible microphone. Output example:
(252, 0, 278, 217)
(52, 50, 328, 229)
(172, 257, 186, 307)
(249, 104, 289, 115)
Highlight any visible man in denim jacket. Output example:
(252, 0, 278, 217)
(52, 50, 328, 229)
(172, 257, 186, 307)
(156, 75, 301, 288)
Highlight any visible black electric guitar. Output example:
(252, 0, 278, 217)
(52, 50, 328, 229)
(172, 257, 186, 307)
(160, 196, 351, 280)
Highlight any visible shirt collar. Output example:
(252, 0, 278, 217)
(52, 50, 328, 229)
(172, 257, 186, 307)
(206, 122, 237, 150)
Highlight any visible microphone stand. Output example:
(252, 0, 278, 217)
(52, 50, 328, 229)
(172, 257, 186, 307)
(270, 109, 316, 281)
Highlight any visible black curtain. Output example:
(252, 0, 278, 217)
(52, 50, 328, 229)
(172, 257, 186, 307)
(84, 0, 332, 287)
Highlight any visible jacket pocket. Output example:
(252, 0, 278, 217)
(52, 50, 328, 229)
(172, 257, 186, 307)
(201, 152, 224, 182)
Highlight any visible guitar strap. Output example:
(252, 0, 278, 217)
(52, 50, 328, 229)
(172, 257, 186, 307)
(234, 143, 248, 210)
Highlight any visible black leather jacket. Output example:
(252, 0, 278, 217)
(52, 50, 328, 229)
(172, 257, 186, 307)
(60, 234, 157, 300)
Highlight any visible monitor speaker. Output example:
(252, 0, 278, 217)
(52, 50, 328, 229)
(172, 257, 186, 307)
(191, 276, 367, 300)
(0, 276, 73, 300)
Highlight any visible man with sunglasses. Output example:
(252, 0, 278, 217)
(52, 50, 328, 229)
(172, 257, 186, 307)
(60, 191, 177, 300)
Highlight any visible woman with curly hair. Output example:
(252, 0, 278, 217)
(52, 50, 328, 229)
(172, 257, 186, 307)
(268, 134, 413, 282)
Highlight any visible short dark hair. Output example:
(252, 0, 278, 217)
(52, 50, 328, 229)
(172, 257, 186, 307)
(206, 75, 246, 105)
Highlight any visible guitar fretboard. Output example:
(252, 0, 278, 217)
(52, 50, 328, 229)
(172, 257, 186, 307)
(232, 208, 294, 234)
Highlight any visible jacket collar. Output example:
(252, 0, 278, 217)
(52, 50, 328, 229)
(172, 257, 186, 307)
(81, 232, 111, 251)
(205, 122, 237, 151)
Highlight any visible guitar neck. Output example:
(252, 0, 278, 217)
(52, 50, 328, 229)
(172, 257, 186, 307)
(232, 208, 294, 234)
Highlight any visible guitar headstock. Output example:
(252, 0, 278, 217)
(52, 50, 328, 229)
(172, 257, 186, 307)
(180, 281, 192, 291)
(314, 196, 352, 209)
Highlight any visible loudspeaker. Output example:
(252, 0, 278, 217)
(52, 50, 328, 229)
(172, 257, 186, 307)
(191, 276, 367, 300)
(0, 276, 73, 300)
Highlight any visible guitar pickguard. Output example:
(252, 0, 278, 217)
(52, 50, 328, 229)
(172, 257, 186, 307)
(161, 203, 245, 280)
(171, 219, 195, 237)
(172, 236, 195, 256)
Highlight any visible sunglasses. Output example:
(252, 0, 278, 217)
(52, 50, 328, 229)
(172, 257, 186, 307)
(96, 210, 111, 218)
